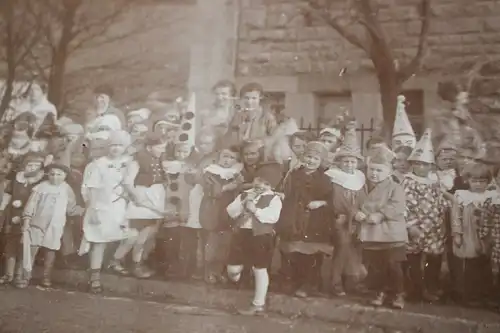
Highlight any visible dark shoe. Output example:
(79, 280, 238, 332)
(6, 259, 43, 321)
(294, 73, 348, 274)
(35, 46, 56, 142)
(391, 294, 405, 309)
(370, 292, 386, 307)
(238, 305, 265, 316)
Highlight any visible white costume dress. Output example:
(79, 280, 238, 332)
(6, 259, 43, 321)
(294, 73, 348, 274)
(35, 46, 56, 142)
(79, 155, 137, 254)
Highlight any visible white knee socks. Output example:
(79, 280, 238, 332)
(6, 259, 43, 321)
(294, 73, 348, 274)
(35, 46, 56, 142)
(252, 267, 269, 307)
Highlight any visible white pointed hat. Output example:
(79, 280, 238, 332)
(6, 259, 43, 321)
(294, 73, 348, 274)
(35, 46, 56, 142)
(408, 128, 435, 164)
(393, 95, 415, 139)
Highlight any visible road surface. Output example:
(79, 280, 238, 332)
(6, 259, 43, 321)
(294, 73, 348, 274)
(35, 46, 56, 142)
(0, 287, 388, 333)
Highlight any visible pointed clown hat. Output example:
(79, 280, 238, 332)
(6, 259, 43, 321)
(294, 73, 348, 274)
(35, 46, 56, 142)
(393, 95, 416, 140)
(175, 93, 196, 149)
(408, 128, 435, 164)
(335, 127, 363, 161)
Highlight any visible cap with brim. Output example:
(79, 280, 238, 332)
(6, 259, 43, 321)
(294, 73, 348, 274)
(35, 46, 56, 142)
(319, 127, 341, 138)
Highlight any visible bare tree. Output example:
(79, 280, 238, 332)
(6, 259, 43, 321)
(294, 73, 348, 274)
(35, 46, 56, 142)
(0, 0, 43, 117)
(302, 0, 432, 135)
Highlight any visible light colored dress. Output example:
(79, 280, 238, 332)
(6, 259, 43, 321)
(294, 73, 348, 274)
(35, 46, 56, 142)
(79, 155, 137, 254)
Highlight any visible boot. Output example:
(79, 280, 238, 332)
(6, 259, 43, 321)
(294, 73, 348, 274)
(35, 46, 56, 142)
(391, 293, 405, 309)
(41, 250, 56, 288)
(370, 292, 386, 307)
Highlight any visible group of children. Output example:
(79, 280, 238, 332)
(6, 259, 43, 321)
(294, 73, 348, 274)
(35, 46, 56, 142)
(0, 80, 500, 315)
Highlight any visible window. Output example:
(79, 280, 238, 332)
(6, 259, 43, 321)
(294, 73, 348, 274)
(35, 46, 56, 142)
(402, 89, 424, 137)
(316, 92, 352, 129)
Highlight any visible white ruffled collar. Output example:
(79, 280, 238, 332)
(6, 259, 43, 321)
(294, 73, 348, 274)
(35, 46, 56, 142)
(204, 163, 243, 180)
(325, 167, 365, 191)
(405, 173, 438, 185)
(16, 171, 45, 185)
(455, 190, 497, 206)
(8, 142, 31, 157)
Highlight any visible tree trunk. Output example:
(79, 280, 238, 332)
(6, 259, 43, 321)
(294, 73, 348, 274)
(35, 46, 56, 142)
(47, 2, 79, 115)
(0, 66, 16, 120)
(378, 73, 401, 139)
(0, 1, 17, 120)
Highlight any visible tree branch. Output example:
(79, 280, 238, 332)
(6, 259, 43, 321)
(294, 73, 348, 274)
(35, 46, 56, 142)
(397, 0, 432, 82)
(303, 0, 369, 53)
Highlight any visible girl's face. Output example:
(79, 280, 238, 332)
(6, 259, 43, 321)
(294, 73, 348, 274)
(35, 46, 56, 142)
(214, 86, 232, 106)
(95, 94, 110, 114)
(242, 147, 261, 166)
(252, 177, 271, 193)
(218, 149, 239, 168)
(468, 177, 489, 193)
(175, 144, 192, 161)
(393, 153, 411, 174)
(303, 153, 322, 172)
(48, 168, 67, 185)
(197, 135, 216, 155)
(457, 154, 474, 172)
(25, 161, 43, 175)
(108, 143, 126, 158)
(436, 152, 456, 171)
(242, 90, 261, 111)
(339, 156, 358, 174)
(412, 161, 432, 177)
(319, 134, 339, 151)
(290, 137, 306, 157)
(130, 125, 148, 139)
(367, 163, 391, 183)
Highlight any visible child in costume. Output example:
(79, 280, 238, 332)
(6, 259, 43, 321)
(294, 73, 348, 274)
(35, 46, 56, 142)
(402, 129, 449, 302)
(0, 153, 46, 287)
(157, 142, 194, 277)
(318, 127, 342, 153)
(181, 129, 218, 279)
(278, 141, 333, 298)
(391, 95, 416, 151)
(429, 139, 458, 192)
(22, 163, 84, 287)
(450, 163, 496, 305)
(326, 128, 367, 297)
(392, 146, 412, 184)
(79, 130, 139, 293)
(199, 146, 243, 284)
(226, 174, 282, 315)
(356, 144, 407, 309)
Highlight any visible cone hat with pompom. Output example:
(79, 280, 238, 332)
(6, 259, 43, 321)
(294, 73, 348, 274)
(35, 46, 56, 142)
(392, 95, 416, 145)
(408, 128, 435, 164)
(335, 124, 363, 161)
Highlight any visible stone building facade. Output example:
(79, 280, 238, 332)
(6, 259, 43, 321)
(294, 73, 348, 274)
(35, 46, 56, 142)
(190, 0, 500, 145)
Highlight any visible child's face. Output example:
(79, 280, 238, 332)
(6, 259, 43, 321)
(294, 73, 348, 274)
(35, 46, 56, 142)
(303, 153, 322, 172)
(108, 143, 126, 158)
(436, 152, 456, 171)
(25, 161, 43, 174)
(319, 134, 339, 151)
(95, 94, 110, 114)
(367, 163, 391, 183)
(412, 161, 432, 177)
(197, 135, 215, 155)
(339, 156, 358, 174)
(290, 137, 306, 157)
(393, 153, 410, 174)
(468, 177, 489, 193)
(214, 86, 232, 105)
(48, 168, 67, 185)
(252, 177, 271, 193)
(242, 90, 261, 110)
(175, 144, 191, 161)
(218, 149, 239, 168)
(242, 147, 261, 166)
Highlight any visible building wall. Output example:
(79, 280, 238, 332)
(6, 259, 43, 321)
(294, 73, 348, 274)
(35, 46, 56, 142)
(235, 0, 500, 143)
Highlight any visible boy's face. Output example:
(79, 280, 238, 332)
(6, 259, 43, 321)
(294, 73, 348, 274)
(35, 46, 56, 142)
(197, 135, 215, 155)
(339, 156, 358, 174)
(457, 154, 474, 172)
(303, 153, 322, 172)
(412, 161, 432, 177)
(392, 134, 416, 151)
(242, 90, 261, 110)
(319, 133, 339, 151)
(290, 137, 306, 157)
(95, 94, 110, 114)
(367, 163, 391, 183)
(175, 144, 191, 161)
(252, 177, 271, 193)
(214, 86, 232, 105)
(393, 153, 411, 174)
(469, 177, 489, 193)
(48, 168, 67, 185)
(218, 149, 239, 168)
